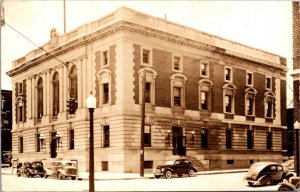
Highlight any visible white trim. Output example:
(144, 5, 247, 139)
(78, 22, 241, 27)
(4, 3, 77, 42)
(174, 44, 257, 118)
(265, 76, 272, 90)
(198, 79, 213, 111)
(264, 91, 275, 119)
(141, 46, 152, 67)
(101, 49, 110, 67)
(97, 69, 112, 106)
(200, 61, 209, 78)
(246, 71, 253, 87)
(244, 87, 257, 116)
(223, 83, 236, 114)
(138, 67, 157, 105)
(172, 54, 183, 72)
(224, 66, 233, 83)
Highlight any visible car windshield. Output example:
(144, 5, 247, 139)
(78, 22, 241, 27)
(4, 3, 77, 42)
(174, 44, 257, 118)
(32, 162, 43, 166)
(65, 162, 75, 167)
(165, 160, 175, 165)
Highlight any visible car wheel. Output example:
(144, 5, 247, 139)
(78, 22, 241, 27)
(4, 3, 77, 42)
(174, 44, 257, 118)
(248, 182, 253, 187)
(40, 174, 44, 178)
(17, 171, 21, 177)
(165, 170, 172, 179)
(57, 172, 65, 180)
(188, 169, 194, 177)
(177, 174, 183, 177)
(265, 177, 272, 186)
(26, 170, 31, 178)
(71, 176, 76, 180)
(154, 175, 161, 179)
(278, 185, 294, 191)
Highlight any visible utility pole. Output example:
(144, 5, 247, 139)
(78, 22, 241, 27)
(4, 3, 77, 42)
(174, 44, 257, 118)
(140, 70, 146, 177)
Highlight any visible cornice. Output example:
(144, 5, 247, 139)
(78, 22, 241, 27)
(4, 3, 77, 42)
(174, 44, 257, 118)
(7, 21, 286, 77)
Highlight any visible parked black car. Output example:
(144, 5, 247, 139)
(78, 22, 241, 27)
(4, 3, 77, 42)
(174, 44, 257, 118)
(244, 162, 294, 186)
(16, 161, 44, 178)
(154, 158, 198, 179)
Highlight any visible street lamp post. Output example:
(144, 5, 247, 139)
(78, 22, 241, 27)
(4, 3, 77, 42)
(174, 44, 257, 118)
(86, 92, 96, 192)
(294, 121, 300, 176)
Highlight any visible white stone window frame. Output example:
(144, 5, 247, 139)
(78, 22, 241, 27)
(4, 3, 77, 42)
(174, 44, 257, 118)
(264, 91, 275, 119)
(198, 79, 213, 111)
(16, 96, 24, 123)
(265, 76, 272, 90)
(172, 54, 183, 73)
(224, 66, 233, 83)
(141, 46, 152, 67)
(246, 71, 254, 87)
(244, 87, 257, 117)
(223, 83, 237, 114)
(102, 49, 110, 67)
(18, 82, 23, 95)
(138, 67, 157, 105)
(97, 69, 112, 107)
(170, 73, 187, 108)
(200, 61, 210, 78)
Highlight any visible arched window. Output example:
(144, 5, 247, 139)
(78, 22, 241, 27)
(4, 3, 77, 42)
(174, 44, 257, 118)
(138, 67, 157, 105)
(37, 77, 43, 120)
(244, 87, 257, 116)
(264, 91, 275, 119)
(223, 83, 236, 114)
(52, 72, 59, 116)
(69, 66, 78, 99)
(198, 79, 213, 111)
(170, 73, 187, 108)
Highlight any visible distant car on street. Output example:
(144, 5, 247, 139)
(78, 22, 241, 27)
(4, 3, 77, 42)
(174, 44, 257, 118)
(153, 158, 198, 179)
(43, 161, 78, 180)
(281, 159, 294, 172)
(244, 162, 294, 186)
(16, 160, 44, 178)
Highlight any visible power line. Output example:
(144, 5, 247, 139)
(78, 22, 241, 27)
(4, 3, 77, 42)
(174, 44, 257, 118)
(4, 21, 68, 68)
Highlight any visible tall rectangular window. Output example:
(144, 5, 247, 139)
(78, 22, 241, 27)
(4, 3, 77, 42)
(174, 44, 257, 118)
(246, 98, 254, 115)
(201, 129, 209, 148)
(266, 101, 273, 118)
(18, 106, 23, 122)
(225, 95, 232, 113)
(142, 49, 150, 64)
(69, 129, 74, 150)
(201, 62, 209, 77)
(267, 131, 272, 150)
(144, 125, 151, 147)
(225, 67, 232, 82)
(247, 72, 253, 86)
(36, 133, 40, 152)
(103, 51, 109, 66)
(19, 83, 23, 94)
(173, 87, 181, 107)
(19, 136, 23, 153)
(103, 125, 110, 148)
(266, 77, 272, 90)
(145, 82, 151, 103)
(226, 129, 232, 149)
(103, 83, 109, 104)
(247, 130, 253, 149)
(201, 91, 208, 110)
(173, 56, 181, 71)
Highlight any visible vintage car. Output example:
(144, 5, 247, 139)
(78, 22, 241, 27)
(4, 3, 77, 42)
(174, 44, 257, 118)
(16, 160, 44, 178)
(43, 161, 78, 180)
(281, 159, 294, 172)
(153, 158, 198, 179)
(244, 162, 294, 186)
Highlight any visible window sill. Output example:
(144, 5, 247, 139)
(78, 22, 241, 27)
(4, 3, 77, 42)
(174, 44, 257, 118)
(200, 110, 211, 117)
(265, 118, 274, 123)
(171, 107, 185, 114)
(246, 115, 255, 121)
(224, 113, 234, 119)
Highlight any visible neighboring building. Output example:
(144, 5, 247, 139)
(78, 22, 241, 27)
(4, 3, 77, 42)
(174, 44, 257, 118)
(292, 1, 300, 173)
(1, 90, 12, 164)
(7, 7, 287, 173)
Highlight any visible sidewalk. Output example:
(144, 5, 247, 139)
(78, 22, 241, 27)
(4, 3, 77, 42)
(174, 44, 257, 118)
(1, 167, 248, 181)
(76, 169, 248, 181)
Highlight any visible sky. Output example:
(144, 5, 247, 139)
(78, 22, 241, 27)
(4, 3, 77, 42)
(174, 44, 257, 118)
(0, 0, 293, 107)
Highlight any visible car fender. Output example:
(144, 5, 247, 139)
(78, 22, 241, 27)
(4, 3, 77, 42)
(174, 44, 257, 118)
(190, 167, 198, 172)
(44, 168, 52, 175)
(278, 182, 297, 190)
(164, 168, 174, 173)
(257, 175, 269, 184)
(286, 172, 295, 179)
(58, 169, 66, 175)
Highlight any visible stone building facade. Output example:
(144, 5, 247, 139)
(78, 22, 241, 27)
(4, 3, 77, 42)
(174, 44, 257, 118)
(7, 7, 287, 173)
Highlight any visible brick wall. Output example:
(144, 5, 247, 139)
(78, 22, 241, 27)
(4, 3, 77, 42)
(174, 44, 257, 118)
(233, 68, 246, 116)
(211, 62, 224, 113)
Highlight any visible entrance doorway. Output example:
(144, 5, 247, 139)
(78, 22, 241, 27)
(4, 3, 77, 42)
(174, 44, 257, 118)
(172, 126, 186, 156)
(50, 132, 57, 158)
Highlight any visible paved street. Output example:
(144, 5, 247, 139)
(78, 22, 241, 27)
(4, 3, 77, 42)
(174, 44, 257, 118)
(2, 171, 279, 191)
